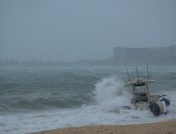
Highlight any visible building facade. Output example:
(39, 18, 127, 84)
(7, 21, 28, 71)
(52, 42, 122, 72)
(113, 45, 176, 65)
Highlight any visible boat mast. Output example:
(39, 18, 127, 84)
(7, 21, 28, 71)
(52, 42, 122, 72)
(146, 64, 150, 97)
(136, 66, 139, 81)
(147, 64, 150, 80)
(127, 69, 131, 81)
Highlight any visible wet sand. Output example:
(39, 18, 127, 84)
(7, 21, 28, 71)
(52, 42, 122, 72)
(32, 119, 176, 134)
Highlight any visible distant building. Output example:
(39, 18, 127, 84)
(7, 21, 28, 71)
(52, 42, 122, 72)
(113, 45, 176, 65)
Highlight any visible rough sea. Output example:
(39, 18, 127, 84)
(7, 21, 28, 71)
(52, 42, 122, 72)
(0, 65, 176, 134)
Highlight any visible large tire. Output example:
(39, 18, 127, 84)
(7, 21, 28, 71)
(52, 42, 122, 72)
(149, 102, 161, 116)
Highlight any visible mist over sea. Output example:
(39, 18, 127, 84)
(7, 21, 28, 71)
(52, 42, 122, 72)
(0, 65, 176, 134)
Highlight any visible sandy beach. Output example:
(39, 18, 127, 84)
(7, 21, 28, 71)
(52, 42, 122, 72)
(32, 119, 176, 134)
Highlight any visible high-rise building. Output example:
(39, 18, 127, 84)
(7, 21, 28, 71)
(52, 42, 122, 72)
(113, 45, 176, 65)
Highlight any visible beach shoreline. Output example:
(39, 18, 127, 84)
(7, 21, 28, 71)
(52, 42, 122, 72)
(31, 119, 176, 134)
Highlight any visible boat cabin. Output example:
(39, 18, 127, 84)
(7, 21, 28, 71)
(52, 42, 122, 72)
(131, 79, 150, 104)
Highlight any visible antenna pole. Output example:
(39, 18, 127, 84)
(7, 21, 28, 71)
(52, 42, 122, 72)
(127, 69, 131, 81)
(136, 66, 139, 80)
(147, 64, 149, 79)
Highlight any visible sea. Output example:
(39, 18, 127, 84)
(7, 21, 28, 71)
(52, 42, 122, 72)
(0, 65, 176, 134)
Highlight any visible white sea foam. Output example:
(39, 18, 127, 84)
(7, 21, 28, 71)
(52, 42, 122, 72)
(0, 76, 176, 134)
(94, 76, 130, 113)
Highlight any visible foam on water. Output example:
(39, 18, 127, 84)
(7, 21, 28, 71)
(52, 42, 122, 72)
(94, 76, 130, 113)
(0, 76, 176, 134)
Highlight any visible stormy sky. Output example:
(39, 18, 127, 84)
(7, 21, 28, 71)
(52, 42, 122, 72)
(0, 0, 176, 61)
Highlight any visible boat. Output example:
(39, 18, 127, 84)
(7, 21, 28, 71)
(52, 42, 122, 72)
(125, 65, 170, 116)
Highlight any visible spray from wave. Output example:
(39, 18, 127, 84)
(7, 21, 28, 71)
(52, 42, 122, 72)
(93, 76, 131, 113)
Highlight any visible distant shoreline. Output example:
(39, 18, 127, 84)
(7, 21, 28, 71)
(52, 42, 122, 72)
(1, 60, 176, 67)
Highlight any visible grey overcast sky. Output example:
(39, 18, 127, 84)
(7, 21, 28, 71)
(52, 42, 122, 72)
(0, 0, 176, 61)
